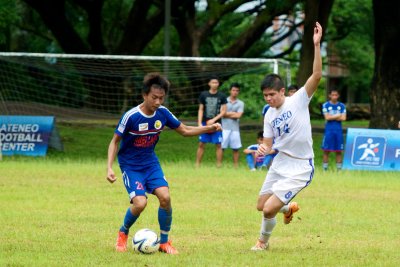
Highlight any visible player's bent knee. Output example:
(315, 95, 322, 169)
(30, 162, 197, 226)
(158, 195, 171, 208)
(262, 207, 276, 218)
(132, 196, 147, 212)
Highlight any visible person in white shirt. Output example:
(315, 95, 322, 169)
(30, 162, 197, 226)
(251, 22, 323, 251)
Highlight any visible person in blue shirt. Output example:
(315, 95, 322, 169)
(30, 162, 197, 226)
(107, 73, 222, 254)
(321, 89, 347, 171)
(262, 104, 270, 118)
(244, 131, 277, 171)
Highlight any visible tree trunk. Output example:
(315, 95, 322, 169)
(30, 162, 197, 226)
(22, 0, 90, 53)
(370, 1, 400, 129)
(297, 0, 334, 86)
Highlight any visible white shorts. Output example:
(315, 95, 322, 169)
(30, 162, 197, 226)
(259, 152, 314, 204)
(222, 130, 242, 150)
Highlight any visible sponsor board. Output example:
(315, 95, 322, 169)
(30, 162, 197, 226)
(0, 116, 55, 156)
(343, 128, 400, 171)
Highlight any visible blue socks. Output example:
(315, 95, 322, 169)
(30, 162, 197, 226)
(119, 206, 172, 243)
(158, 207, 172, 244)
(119, 208, 139, 234)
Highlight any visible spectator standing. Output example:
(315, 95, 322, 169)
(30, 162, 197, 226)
(222, 83, 244, 168)
(196, 75, 227, 167)
(321, 89, 347, 171)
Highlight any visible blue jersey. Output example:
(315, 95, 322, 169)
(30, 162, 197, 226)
(115, 105, 181, 169)
(246, 144, 265, 164)
(262, 104, 270, 117)
(322, 101, 346, 131)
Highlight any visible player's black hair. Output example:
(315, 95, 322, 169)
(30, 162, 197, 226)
(230, 82, 240, 89)
(142, 73, 170, 95)
(288, 84, 299, 91)
(257, 130, 264, 139)
(260, 73, 285, 91)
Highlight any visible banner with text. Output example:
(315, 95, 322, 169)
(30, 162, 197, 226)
(343, 128, 400, 171)
(0, 116, 54, 156)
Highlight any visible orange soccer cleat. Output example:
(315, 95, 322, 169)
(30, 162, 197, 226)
(283, 202, 299, 224)
(115, 231, 128, 252)
(159, 240, 179, 255)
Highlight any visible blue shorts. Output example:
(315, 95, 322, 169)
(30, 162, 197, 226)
(199, 122, 222, 144)
(321, 129, 344, 151)
(120, 164, 168, 201)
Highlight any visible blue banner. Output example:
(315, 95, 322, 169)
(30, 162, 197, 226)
(0, 115, 54, 156)
(343, 128, 400, 171)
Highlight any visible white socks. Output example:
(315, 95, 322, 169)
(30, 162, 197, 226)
(279, 204, 289, 214)
(259, 217, 276, 243)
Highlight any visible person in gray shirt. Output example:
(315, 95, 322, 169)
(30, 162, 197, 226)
(221, 83, 244, 168)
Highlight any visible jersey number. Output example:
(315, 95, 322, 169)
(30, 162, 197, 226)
(277, 124, 290, 136)
(135, 181, 144, 190)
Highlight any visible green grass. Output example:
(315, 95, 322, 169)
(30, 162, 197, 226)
(1, 121, 399, 266)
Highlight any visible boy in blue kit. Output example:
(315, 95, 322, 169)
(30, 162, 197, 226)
(244, 131, 276, 170)
(107, 73, 222, 254)
(321, 89, 346, 171)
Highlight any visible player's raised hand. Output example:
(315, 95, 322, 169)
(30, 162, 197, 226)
(107, 168, 117, 183)
(314, 22, 323, 46)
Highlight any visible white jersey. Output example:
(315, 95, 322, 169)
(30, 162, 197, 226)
(263, 86, 314, 159)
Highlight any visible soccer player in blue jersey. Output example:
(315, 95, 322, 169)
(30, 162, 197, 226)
(262, 104, 270, 118)
(251, 22, 322, 251)
(107, 73, 222, 254)
(321, 89, 346, 171)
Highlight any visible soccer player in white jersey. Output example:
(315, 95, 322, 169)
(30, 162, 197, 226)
(107, 73, 222, 254)
(251, 22, 323, 251)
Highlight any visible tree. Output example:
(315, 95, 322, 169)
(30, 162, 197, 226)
(296, 0, 334, 86)
(11, 0, 336, 114)
(370, 1, 400, 129)
(327, 0, 374, 104)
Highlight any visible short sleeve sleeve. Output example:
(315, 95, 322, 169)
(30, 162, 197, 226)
(161, 107, 181, 129)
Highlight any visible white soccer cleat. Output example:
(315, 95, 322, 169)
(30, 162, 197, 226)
(251, 240, 269, 251)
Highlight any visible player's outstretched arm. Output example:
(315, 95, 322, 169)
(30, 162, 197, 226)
(175, 122, 222, 137)
(107, 134, 121, 183)
(304, 22, 323, 98)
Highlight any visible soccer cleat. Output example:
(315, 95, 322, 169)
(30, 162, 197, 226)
(283, 202, 299, 224)
(159, 240, 179, 254)
(115, 231, 128, 252)
(251, 240, 269, 251)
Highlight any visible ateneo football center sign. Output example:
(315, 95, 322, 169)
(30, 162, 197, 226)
(343, 128, 400, 171)
(0, 115, 55, 156)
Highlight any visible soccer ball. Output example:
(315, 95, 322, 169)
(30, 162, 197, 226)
(132, 228, 160, 254)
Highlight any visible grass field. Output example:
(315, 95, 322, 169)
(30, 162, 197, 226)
(1, 123, 399, 266)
